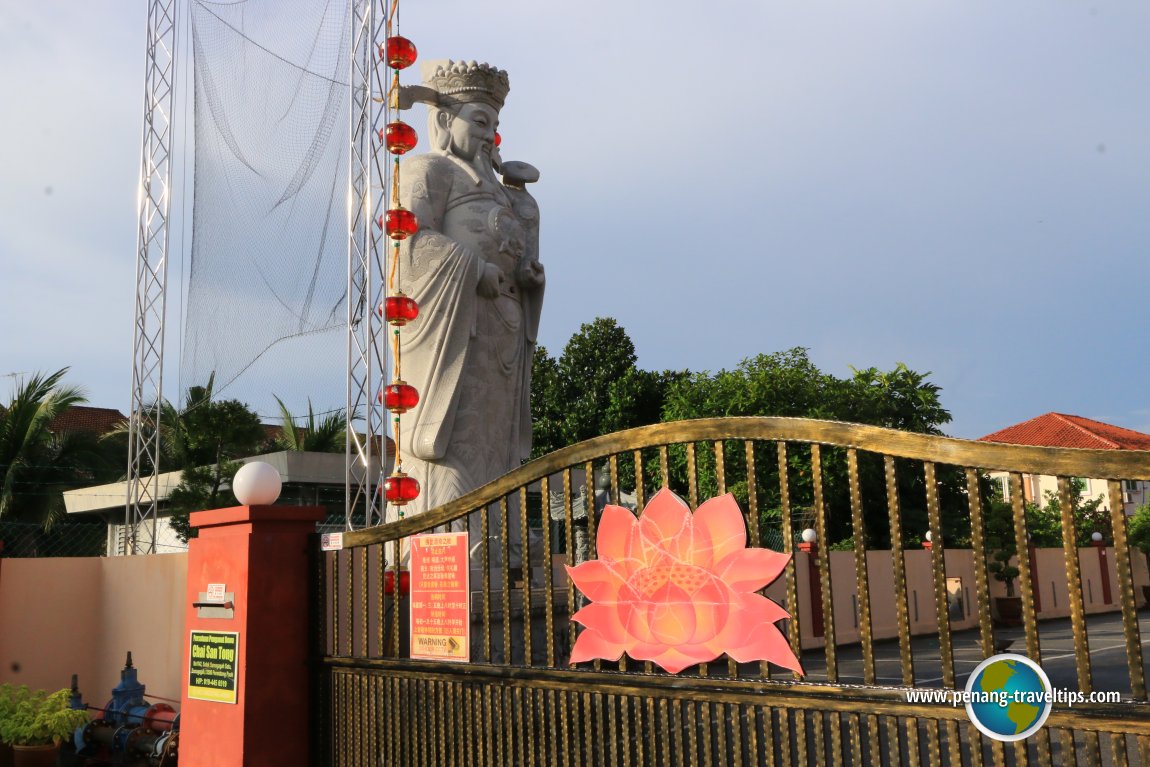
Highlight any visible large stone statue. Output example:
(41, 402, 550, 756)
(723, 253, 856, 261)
(392, 60, 543, 517)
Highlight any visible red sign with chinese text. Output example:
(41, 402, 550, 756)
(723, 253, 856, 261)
(409, 532, 470, 661)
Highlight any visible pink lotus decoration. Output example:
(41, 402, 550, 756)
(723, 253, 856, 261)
(567, 488, 804, 674)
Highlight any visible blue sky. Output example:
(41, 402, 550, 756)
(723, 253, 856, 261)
(2, 1, 1148, 439)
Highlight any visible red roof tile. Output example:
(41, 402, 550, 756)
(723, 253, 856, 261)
(977, 412, 1150, 451)
(49, 406, 127, 436)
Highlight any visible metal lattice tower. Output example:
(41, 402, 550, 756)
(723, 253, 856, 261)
(346, 0, 390, 529)
(125, 0, 178, 554)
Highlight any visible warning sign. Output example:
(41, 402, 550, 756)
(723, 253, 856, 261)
(187, 630, 240, 703)
(409, 532, 469, 662)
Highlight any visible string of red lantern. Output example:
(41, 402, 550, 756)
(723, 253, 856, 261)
(378, 13, 421, 513)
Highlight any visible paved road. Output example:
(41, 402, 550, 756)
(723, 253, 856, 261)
(790, 610, 1150, 696)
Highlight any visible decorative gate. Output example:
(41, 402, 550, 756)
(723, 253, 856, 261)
(313, 417, 1150, 765)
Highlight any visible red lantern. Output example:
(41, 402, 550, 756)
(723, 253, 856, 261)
(384, 570, 411, 595)
(383, 472, 420, 505)
(384, 36, 417, 69)
(380, 381, 419, 413)
(380, 295, 419, 326)
(383, 121, 417, 155)
(494, 131, 502, 147)
(384, 209, 418, 240)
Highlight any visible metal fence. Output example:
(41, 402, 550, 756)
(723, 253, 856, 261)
(315, 417, 1150, 766)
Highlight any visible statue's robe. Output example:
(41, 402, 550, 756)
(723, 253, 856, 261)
(393, 152, 542, 516)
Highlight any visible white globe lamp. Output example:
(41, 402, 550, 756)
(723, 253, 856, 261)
(233, 461, 282, 506)
(801, 528, 817, 544)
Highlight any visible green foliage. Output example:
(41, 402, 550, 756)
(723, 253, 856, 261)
(166, 380, 265, 542)
(272, 396, 346, 453)
(1023, 478, 1110, 548)
(981, 479, 1108, 598)
(0, 369, 117, 530)
(1129, 502, 1150, 556)
(531, 318, 685, 458)
(983, 499, 1021, 595)
(0, 686, 88, 746)
(530, 326, 970, 551)
(844, 364, 950, 435)
(661, 348, 959, 547)
(662, 348, 840, 422)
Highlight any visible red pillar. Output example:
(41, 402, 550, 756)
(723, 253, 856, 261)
(798, 542, 824, 638)
(179, 505, 325, 767)
(1094, 540, 1113, 605)
(1027, 543, 1042, 613)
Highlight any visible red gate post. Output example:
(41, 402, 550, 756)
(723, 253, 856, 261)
(798, 529, 824, 638)
(179, 504, 325, 767)
(1027, 540, 1042, 613)
(1092, 532, 1113, 605)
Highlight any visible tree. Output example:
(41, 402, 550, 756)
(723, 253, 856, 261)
(166, 382, 265, 542)
(0, 369, 112, 529)
(272, 396, 346, 453)
(660, 348, 963, 548)
(1025, 478, 1110, 547)
(530, 318, 684, 458)
(662, 348, 843, 423)
(842, 363, 951, 435)
(984, 498, 1022, 597)
(1129, 502, 1150, 562)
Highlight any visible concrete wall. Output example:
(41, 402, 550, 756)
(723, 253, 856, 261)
(0, 554, 186, 703)
(789, 547, 1148, 651)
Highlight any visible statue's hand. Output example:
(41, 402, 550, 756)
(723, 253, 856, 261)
(477, 262, 505, 298)
(516, 258, 545, 289)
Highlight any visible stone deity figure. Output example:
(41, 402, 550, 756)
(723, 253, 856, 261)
(391, 60, 543, 518)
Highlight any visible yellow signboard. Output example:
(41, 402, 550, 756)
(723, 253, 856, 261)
(188, 630, 240, 704)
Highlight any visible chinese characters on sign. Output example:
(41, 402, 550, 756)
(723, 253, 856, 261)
(410, 532, 469, 662)
(187, 630, 239, 704)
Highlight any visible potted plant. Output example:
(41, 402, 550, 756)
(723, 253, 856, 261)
(0, 687, 89, 767)
(984, 499, 1023, 625)
(0, 684, 21, 767)
(1128, 502, 1150, 608)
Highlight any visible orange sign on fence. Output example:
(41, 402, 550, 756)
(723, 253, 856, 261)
(409, 532, 470, 662)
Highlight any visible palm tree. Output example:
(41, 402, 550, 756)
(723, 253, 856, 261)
(272, 396, 347, 453)
(0, 369, 102, 529)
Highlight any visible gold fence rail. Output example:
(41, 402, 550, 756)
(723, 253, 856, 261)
(314, 417, 1150, 766)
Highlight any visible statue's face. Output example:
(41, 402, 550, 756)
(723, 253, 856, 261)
(447, 103, 499, 162)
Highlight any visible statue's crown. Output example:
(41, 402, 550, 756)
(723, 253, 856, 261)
(422, 60, 510, 110)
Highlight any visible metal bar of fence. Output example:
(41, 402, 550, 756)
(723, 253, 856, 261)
(885, 456, 914, 687)
(541, 475, 555, 668)
(1010, 472, 1042, 663)
(686, 442, 698, 510)
(965, 467, 996, 661)
(778, 442, 802, 680)
(500, 496, 512, 665)
(924, 461, 954, 689)
(520, 485, 533, 666)
(811, 444, 837, 683)
(848, 448, 875, 685)
(1107, 480, 1147, 700)
(482, 504, 492, 663)
(744, 441, 771, 680)
(563, 467, 576, 663)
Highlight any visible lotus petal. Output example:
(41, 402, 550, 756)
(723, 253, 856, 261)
(692, 493, 746, 567)
(715, 548, 791, 593)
